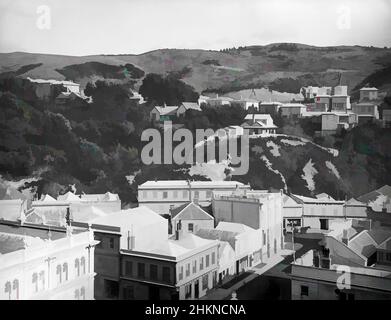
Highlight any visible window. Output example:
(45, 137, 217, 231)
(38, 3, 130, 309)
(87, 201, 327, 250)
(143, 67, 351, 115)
(39, 271, 45, 291)
(262, 230, 266, 245)
(188, 223, 194, 232)
(153, 190, 157, 199)
(173, 190, 178, 198)
(104, 279, 119, 299)
(347, 293, 355, 301)
(202, 274, 208, 290)
(206, 190, 212, 198)
(192, 260, 197, 273)
(300, 285, 309, 297)
(81, 257, 86, 274)
(162, 267, 170, 283)
(80, 287, 86, 300)
(194, 191, 200, 199)
(212, 252, 216, 265)
(13, 279, 19, 300)
(4, 281, 11, 300)
(206, 255, 210, 268)
(138, 263, 145, 279)
(200, 257, 204, 270)
(75, 259, 80, 277)
(387, 253, 391, 261)
(186, 263, 190, 277)
(178, 266, 183, 281)
(125, 261, 133, 276)
(150, 264, 158, 280)
(32, 272, 39, 292)
(75, 289, 80, 300)
(109, 238, 115, 249)
(163, 191, 168, 199)
(123, 286, 134, 300)
(56, 265, 62, 284)
(63, 263, 68, 281)
(142, 190, 147, 198)
(182, 190, 188, 199)
(185, 284, 192, 299)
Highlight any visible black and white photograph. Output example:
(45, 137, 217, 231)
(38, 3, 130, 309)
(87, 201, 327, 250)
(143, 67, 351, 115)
(0, 0, 391, 308)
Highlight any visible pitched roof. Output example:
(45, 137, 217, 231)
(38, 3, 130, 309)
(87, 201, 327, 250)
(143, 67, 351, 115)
(348, 231, 378, 258)
(181, 102, 201, 111)
(57, 191, 81, 202)
(358, 185, 391, 203)
(40, 194, 57, 202)
(171, 202, 214, 220)
(154, 106, 178, 115)
(345, 198, 367, 206)
(244, 114, 273, 121)
(315, 193, 335, 200)
(194, 228, 238, 249)
(90, 206, 166, 228)
(360, 87, 378, 91)
(80, 192, 119, 202)
(216, 221, 255, 234)
(292, 194, 344, 204)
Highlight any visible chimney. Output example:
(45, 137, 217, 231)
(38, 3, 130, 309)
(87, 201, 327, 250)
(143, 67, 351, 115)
(342, 229, 349, 246)
(216, 93, 219, 99)
(175, 220, 182, 240)
(187, 180, 192, 202)
(163, 102, 167, 108)
(252, 113, 255, 125)
(127, 229, 135, 250)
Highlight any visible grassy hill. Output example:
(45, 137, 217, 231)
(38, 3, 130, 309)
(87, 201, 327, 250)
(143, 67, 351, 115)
(1, 43, 391, 97)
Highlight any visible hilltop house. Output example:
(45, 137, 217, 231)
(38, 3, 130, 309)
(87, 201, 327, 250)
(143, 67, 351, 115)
(176, 102, 202, 117)
(351, 102, 379, 123)
(205, 94, 233, 107)
(258, 101, 282, 114)
(234, 97, 259, 110)
(280, 103, 307, 118)
(359, 87, 378, 102)
(321, 112, 358, 135)
(241, 114, 277, 135)
(150, 105, 179, 122)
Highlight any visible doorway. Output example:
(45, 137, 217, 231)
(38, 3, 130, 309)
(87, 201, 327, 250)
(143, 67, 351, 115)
(194, 280, 199, 299)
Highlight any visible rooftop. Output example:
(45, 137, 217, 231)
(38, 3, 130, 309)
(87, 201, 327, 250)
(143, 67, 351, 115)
(138, 180, 248, 189)
(154, 106, 179, 115)
(171, 202, 214, 220)
(90, 206, 166, 229)
(360, 87, 378, 91)
(291, 194, 344, 204)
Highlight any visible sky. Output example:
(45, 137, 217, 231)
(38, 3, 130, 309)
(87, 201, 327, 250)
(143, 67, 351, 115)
(0, 0, 390, 56)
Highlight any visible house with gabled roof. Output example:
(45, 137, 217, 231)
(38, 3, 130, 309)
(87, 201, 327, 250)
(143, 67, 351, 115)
(170, 201, 214, 234)
(150, 104, 179, 122)
(241, 113, 277, 135)
(176, 102, 202, 117)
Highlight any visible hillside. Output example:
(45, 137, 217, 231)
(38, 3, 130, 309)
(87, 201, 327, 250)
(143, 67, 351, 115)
(1, 43, 391, 98)
(187, 126, 391, 200)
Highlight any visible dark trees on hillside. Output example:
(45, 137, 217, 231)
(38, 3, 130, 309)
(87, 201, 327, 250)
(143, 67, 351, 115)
(139, 73, 199, 105)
